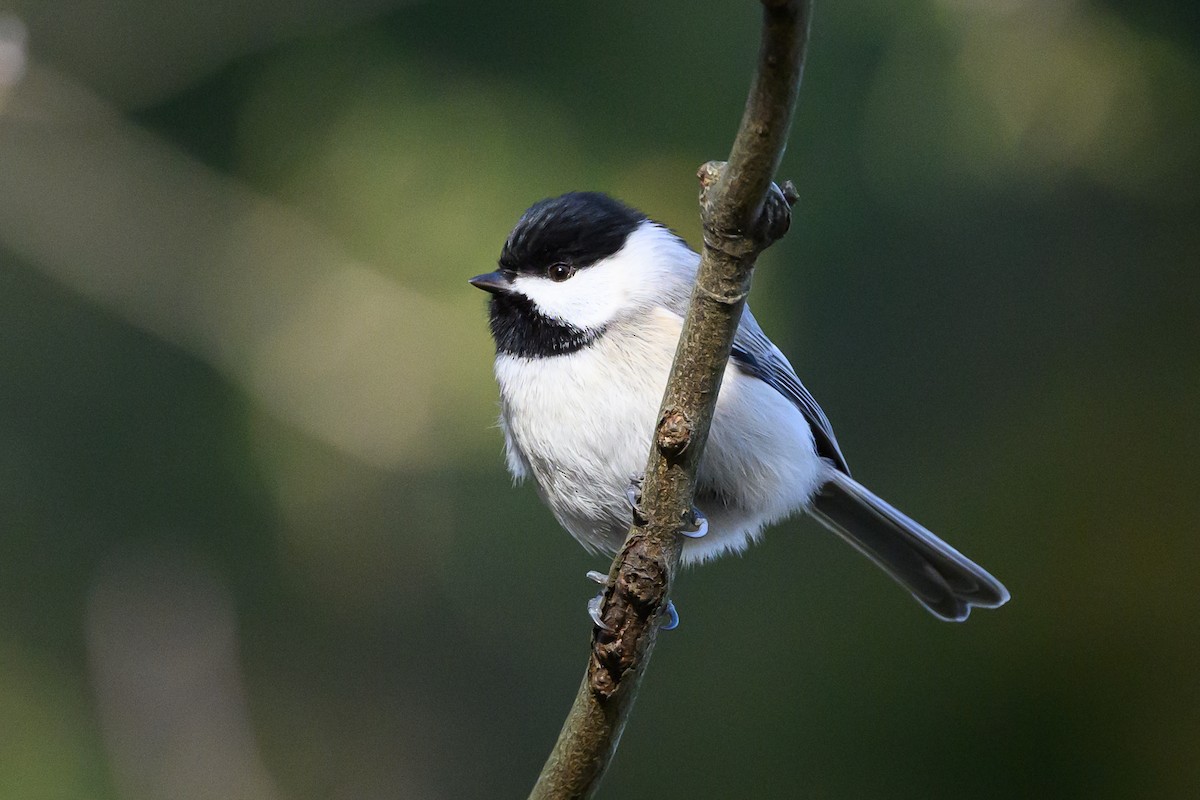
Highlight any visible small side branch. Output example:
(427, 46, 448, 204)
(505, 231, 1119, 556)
(528, 2, 812, 798)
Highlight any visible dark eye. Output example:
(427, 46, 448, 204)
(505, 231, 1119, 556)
(547, 262, 575, 282)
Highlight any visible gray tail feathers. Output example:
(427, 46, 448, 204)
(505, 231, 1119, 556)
(810, 471, 1010, 622)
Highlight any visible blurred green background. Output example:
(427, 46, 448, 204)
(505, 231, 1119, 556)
(1, 0, 1197, 797)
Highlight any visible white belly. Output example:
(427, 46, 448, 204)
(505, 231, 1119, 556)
(494, 309, 823, 564)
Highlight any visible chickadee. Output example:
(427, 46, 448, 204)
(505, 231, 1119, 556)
(471, 191, 1009, 622)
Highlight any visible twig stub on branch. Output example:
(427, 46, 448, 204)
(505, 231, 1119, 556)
(656, 410, 693, 457)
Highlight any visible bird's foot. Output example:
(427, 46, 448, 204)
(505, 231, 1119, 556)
(585, 570, 678, 631)
(585, 570, 611, 630)
(680, 506, 708, 539)
(625, 473, 646, 525)
(661, 600, 680, 631)
(587, 592, 610, 631)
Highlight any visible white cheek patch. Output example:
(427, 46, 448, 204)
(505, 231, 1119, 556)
(509, 222, 688, 331)
(511, 265, 627, 331)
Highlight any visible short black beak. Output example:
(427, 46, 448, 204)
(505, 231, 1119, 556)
(469, 271, 513, 295)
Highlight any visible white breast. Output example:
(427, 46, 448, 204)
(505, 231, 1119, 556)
(495, 307, 824, 563)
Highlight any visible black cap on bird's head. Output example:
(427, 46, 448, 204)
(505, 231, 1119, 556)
(499, 192, 645, 276)
(469, 192, 655, 358)
(468, 192, 646, 295)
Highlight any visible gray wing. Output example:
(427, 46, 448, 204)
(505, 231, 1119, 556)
(655, 244, 848, 474)
(731, 308, 851, 475)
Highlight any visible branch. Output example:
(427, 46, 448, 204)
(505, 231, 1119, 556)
(528, 2, 812, 798)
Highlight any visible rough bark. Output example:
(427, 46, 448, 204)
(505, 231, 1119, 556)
(528, 2, 813, 797)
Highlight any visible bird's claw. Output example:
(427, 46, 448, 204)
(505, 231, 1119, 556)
(587, 571, 677, 632)
(625, 473, 647, 525)
(661, 600, 679, 631)
(587, 593, 611, 631)
(587, 570, 611, 630)
(680, 506, 708, 539)
(627, 476, 705, 539)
